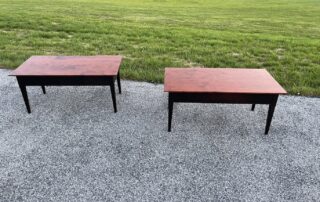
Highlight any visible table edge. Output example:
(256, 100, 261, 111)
(164, 90, 287, 95)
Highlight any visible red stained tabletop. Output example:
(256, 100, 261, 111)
(164, 68, 287, 94)
(10, 56, 122, 76)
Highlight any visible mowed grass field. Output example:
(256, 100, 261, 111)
(0, 0, 319, 95)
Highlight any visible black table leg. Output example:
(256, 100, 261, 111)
(168, 93, 173, 132)
(265, 95, 278, 134)
(251, 104, 255, 111)
(17, 78, 31, 113)
(117, 71, 121, 94)
(110, 82, 117, 113)
(41, 86, 46, 94)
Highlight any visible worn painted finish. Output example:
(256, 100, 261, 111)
(11, 56, 122, 76)
(164, 68, 287, 94)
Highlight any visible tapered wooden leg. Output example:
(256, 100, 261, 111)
(251, 104, 255, 111)
(265, 95, 279, 134)
(117, 71, 121, 94)
(110, 82, 117, 113)
(168, 93, 173, 132)
(17, 78, 31, 113)
(41, 86, 46, 94)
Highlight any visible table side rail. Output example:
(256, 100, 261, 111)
(169, 92, 278, 104)
(16, 76, 116, 86)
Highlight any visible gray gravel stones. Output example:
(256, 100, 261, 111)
(0, 69, 319, 201)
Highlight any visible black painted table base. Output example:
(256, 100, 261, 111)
(168, 92, 279, 134)
(16, 72, 121, 113)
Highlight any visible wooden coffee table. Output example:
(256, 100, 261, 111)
(164, 68, 287, 134)
(10, 56, 122, 113)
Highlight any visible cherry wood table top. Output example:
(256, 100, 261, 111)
(10, 56, 122, 76)
(164, 68, 287, 94)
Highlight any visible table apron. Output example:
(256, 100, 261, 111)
(16, 76, 115, 86)
(169, 92, 278, 104)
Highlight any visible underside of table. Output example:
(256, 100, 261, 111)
(168, 92, 279, 134)
(16, 72, 121, 114)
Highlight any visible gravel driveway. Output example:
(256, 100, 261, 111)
(0, 69, 319, 201)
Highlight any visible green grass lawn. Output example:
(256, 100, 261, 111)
(0, 0, 319, 95)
